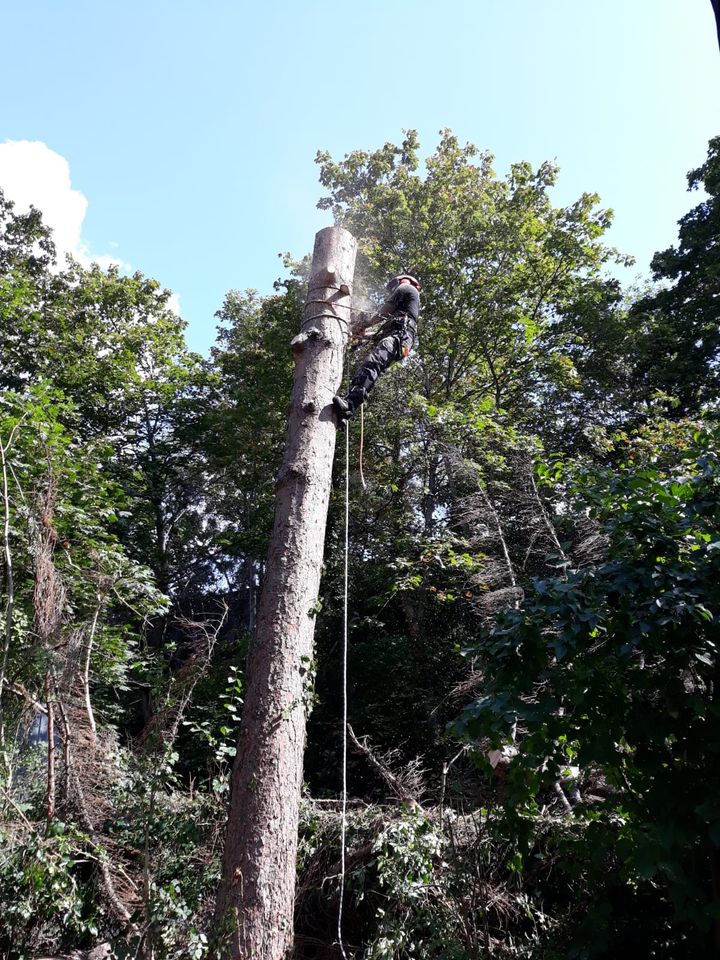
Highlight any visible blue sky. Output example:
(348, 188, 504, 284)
(1, 0, 718, 354)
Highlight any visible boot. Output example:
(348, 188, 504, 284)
(332, 395, 352, 421)
(333, 386, 365, 423)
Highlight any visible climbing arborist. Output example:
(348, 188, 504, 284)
(333, 274, 421, 422)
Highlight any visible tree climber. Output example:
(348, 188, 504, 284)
(333, 274, 421, 422)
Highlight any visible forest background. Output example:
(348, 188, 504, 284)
(1, 2, 720, 959)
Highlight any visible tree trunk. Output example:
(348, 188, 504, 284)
(215, 226, 357, 960)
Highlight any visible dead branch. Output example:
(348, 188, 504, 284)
(137, 604, 227, 753)
(347, 724, 423, 806)
(552, 780, 574, 817)
(32, 474, 65, 649)
(69, 760, 138, 931)
(0, 781, 32, 828)
(322, 841, 376, 883)
(529, 472, 569, 572)
(7, 680, 48, 714)
(81, 600, 103, 739)
(440, 745, 469, 820)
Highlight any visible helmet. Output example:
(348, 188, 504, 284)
(386, 274, 421, 293)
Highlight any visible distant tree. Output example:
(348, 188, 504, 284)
(317, 130, 631, 433)
(628, 136, 720, 413)
(0, 191, 215, 599)
(303, 132, 633, 776)
(201, 283, 300, 601)
(456, 417, 720, 953)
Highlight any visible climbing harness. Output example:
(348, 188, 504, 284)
(370, 310, 414, 348)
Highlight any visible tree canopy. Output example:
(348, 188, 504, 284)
(1, 130, 719, 959)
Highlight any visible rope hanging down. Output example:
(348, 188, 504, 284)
(337, 405, 350, 959)
(337, 314, 370, 955)
(358, 404, 367, 491)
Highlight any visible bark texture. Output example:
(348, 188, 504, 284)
(215, 226, 357, 960)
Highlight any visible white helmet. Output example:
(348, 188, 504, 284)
(386, 274, 421, 293)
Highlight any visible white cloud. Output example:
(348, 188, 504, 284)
(0, 140, 129, 270)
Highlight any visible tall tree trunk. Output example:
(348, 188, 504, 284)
(215, 226, 357, 960)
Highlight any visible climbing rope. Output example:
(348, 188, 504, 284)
(358, 404, 367, 491)
(299, 287, 357, 955)
(303, 287, 354, 338)
(337, 385, 350, 960)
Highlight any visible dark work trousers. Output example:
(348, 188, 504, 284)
(345, 316, 416, 413)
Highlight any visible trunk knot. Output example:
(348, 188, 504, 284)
(291, 327, 330, 353)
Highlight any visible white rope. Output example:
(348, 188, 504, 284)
(358, 404, 367, 491)
(337, 416, 350, 958)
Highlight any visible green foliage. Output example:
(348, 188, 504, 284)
(203, 283, 300, 567)
(307, 130, 637, 790)
(629, 135, 720, 413)
(364, 809, 450, 960)
(0, 188, 216, 599)
(2, 131, 720, 959)
(456, 416, 720, 951)
(107, 749, 223, 959)
(316, 130, 630, 436)
(0, 823, 99, 958)
(180, 662, 244, 782)
(0, 383, 166, 715)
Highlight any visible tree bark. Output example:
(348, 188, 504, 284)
(215, 226, 357, 960)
